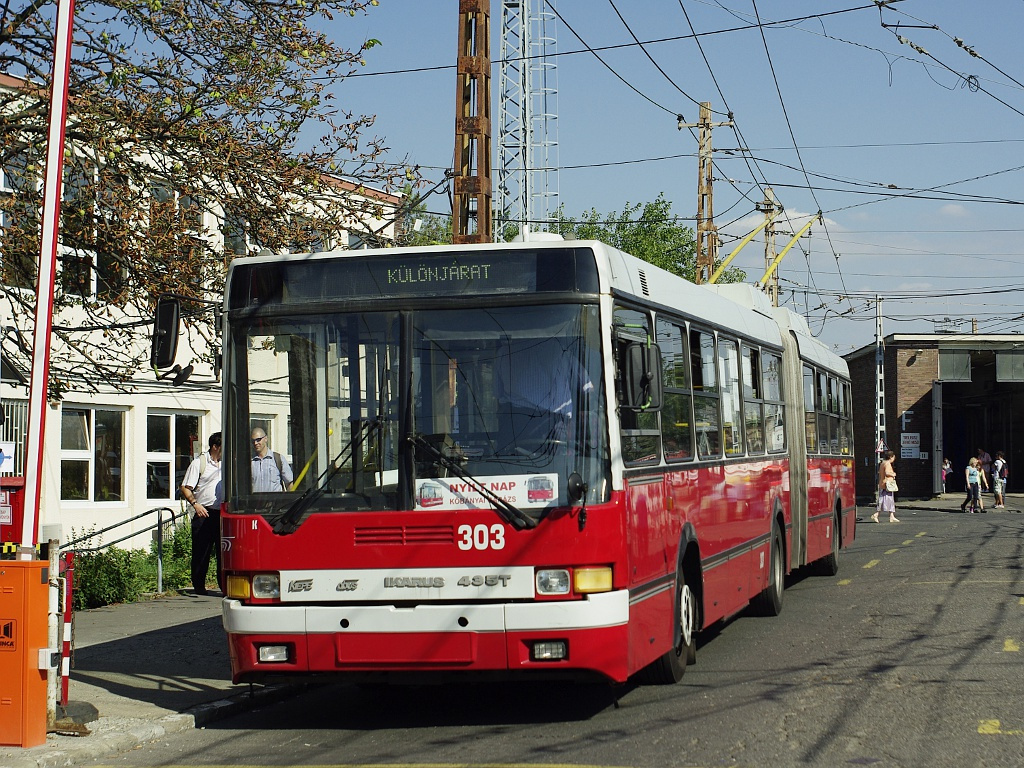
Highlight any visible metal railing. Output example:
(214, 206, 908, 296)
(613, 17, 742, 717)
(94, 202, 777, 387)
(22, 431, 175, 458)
(61, 504, 188, 593)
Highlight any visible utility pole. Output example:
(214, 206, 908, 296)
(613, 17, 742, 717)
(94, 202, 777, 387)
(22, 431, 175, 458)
(758, 188, 780, 306)
(678, 102, 731, 283)
(452, 0, 492, 244)
(875, 296, 887, 490)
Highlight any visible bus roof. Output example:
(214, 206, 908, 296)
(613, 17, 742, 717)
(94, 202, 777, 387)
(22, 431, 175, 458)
(228, 239, 842, 368)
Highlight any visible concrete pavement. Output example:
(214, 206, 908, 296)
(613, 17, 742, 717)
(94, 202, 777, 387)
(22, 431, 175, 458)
(1, 491, 1020, 768)
(0, 590, 299, 768)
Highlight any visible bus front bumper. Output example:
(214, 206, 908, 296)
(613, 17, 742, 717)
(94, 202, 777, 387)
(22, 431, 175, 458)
(222, 591, 630, 684)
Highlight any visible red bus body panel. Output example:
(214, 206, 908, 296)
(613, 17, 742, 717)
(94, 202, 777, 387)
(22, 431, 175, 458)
(222, 453, 854, 685)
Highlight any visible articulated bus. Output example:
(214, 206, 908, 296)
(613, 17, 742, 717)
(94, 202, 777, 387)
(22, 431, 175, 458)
(218, 239, 855, 685)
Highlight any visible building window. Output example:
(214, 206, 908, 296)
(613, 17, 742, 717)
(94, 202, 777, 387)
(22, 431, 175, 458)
(61, 159, 97, 251)
(938, 350, 971, 382)
(1, 149, 41, 289)
(179, 194, 205, 234)
(1, 398, 28, 476)
(996, 351, 1024, 382)
(60, 407, 125, 501)
(60, 251, 94, 298)
(223, 209, 249, 256)
(146, 412, 200, 500)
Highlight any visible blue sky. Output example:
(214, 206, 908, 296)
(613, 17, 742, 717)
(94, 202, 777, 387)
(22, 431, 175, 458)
(328, 1, 1024, 354)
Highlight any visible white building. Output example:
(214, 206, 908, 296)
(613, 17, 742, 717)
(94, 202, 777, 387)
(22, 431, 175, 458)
(0, 84, 402, 549)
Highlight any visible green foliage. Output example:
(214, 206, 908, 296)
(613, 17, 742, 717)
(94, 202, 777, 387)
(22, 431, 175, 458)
(71, 541, 144, 610)
(551, 194, 715, 281)
(395, 191, 745, 285)
(0, 0, 402, 398)
(396, 183, 453, 246)
(70, 521, 209, 609)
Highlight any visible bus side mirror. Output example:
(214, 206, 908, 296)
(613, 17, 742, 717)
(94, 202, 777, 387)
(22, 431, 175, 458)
(624, 341, 662, 411)
(151, 295, 180, 369)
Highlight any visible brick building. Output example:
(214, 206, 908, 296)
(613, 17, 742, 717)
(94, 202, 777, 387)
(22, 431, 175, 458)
(846, 334, 1023, 503)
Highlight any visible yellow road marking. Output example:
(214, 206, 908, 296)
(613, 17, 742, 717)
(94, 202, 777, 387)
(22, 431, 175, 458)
(863, 559, 881, 569)
(1019, 597, 1024, 606)
(980, 719, 1024, 735)
(1005, 639, 1020, 652)
(910, 580, 1020, 585)
(902, 540, 914, 546)
(85, 765, 643, 768)
(838, 579, 851, 585)
(916, 532, 926, 537)
(885, 548, 899, 555)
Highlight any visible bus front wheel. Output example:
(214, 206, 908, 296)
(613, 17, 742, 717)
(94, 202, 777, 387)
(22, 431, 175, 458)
(637, 567, 697, 685)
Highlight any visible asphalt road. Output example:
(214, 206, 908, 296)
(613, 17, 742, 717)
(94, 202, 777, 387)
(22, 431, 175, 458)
(84, 507, 1024, 768)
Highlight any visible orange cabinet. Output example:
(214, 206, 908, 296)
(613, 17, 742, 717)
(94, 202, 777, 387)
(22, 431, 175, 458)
(0, 560, 49, 747)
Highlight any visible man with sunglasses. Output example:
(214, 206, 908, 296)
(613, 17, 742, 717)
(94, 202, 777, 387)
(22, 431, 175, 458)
(251, 428, 293, 492)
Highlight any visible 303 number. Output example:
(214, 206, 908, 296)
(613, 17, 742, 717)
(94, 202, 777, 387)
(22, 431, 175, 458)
(457, 523, 506, 551)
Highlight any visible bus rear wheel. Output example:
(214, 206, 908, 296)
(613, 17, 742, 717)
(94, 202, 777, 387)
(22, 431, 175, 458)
(637, 568, 697, 685)
(753, 524, 784, 616)
(814, 512, 841, 576)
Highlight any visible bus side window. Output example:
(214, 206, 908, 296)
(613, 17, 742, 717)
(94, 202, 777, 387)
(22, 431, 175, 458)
(690, 328, 721, 458)
(803, 365, 817, 453)
(658, 318, 693, 462)
(615, 305, 662, 465)
(763, 352, 786, 453)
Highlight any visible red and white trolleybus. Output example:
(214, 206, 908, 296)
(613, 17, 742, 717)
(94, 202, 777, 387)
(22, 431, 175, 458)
(218, 239, 855, 685)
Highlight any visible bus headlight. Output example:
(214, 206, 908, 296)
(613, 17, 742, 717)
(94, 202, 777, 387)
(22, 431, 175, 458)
(257, 644, 290, 663)
(252, 574, 281, 599)
(574, 566, 612, 593)
(535, 569, 570, 595)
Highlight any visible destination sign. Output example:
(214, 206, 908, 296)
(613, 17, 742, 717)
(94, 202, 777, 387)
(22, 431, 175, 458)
(228, 247, 600, 309)
(371, 255, 534, 296)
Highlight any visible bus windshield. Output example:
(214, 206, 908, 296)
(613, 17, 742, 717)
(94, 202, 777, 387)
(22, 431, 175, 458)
(229, 303, 609, 521)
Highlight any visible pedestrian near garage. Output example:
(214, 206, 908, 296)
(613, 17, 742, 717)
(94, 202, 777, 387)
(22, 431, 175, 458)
(993, 451, 1008, 508)
(977, 448, 993, 491)
(872, 450, 899, 523)
(961, 456, 988, 513)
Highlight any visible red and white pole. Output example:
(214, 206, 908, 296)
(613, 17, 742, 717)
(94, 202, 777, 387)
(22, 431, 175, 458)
(20, 0, 77, 558)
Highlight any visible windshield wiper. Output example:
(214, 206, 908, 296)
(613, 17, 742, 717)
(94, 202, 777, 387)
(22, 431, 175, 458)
(272, 418, 382, 535)
(409, 433, 538, 531)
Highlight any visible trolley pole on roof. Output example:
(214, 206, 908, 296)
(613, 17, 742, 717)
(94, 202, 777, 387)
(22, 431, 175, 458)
(452, 0, 492, 244)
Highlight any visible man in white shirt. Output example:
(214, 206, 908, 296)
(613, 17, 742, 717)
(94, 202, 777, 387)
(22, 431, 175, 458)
(180, 432, 223, 596)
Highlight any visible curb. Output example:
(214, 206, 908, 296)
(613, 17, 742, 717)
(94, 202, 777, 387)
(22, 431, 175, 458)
(191, 682, 310, 728)
(2, 683, 308, 768)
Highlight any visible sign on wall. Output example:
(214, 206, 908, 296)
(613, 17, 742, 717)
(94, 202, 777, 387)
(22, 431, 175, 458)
(901, 432, 921, 459)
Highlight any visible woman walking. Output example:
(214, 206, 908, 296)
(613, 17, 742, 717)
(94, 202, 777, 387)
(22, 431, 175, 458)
(872, 450, 899, 523)
(961, 457, 988, 513)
